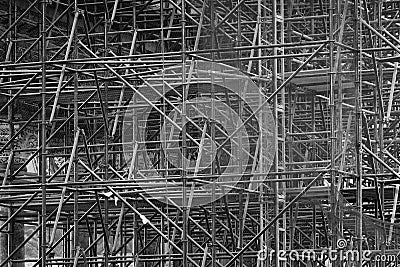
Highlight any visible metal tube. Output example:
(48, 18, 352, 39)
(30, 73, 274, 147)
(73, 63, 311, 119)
(40, 1, 47, 265)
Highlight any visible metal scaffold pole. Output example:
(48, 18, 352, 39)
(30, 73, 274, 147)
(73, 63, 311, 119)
(40, 0, 48, 266)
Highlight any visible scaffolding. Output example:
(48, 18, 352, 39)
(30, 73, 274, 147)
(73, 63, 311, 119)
(1, 0, 400, 266)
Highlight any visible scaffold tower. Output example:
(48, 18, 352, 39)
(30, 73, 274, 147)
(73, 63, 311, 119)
(1, 0, 400, 267)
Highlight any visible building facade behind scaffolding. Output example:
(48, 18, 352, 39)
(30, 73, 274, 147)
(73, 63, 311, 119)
(1, 0, 400, 266)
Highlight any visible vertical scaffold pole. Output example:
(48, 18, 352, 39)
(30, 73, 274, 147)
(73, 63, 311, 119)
(328, 0, 338, 265)
(73, 0, 80, 263)
(354, 0, 363, 265)
(40, 0, 48, 266)
(104, 1, 110, 265)
(181, 0, 188, 266)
